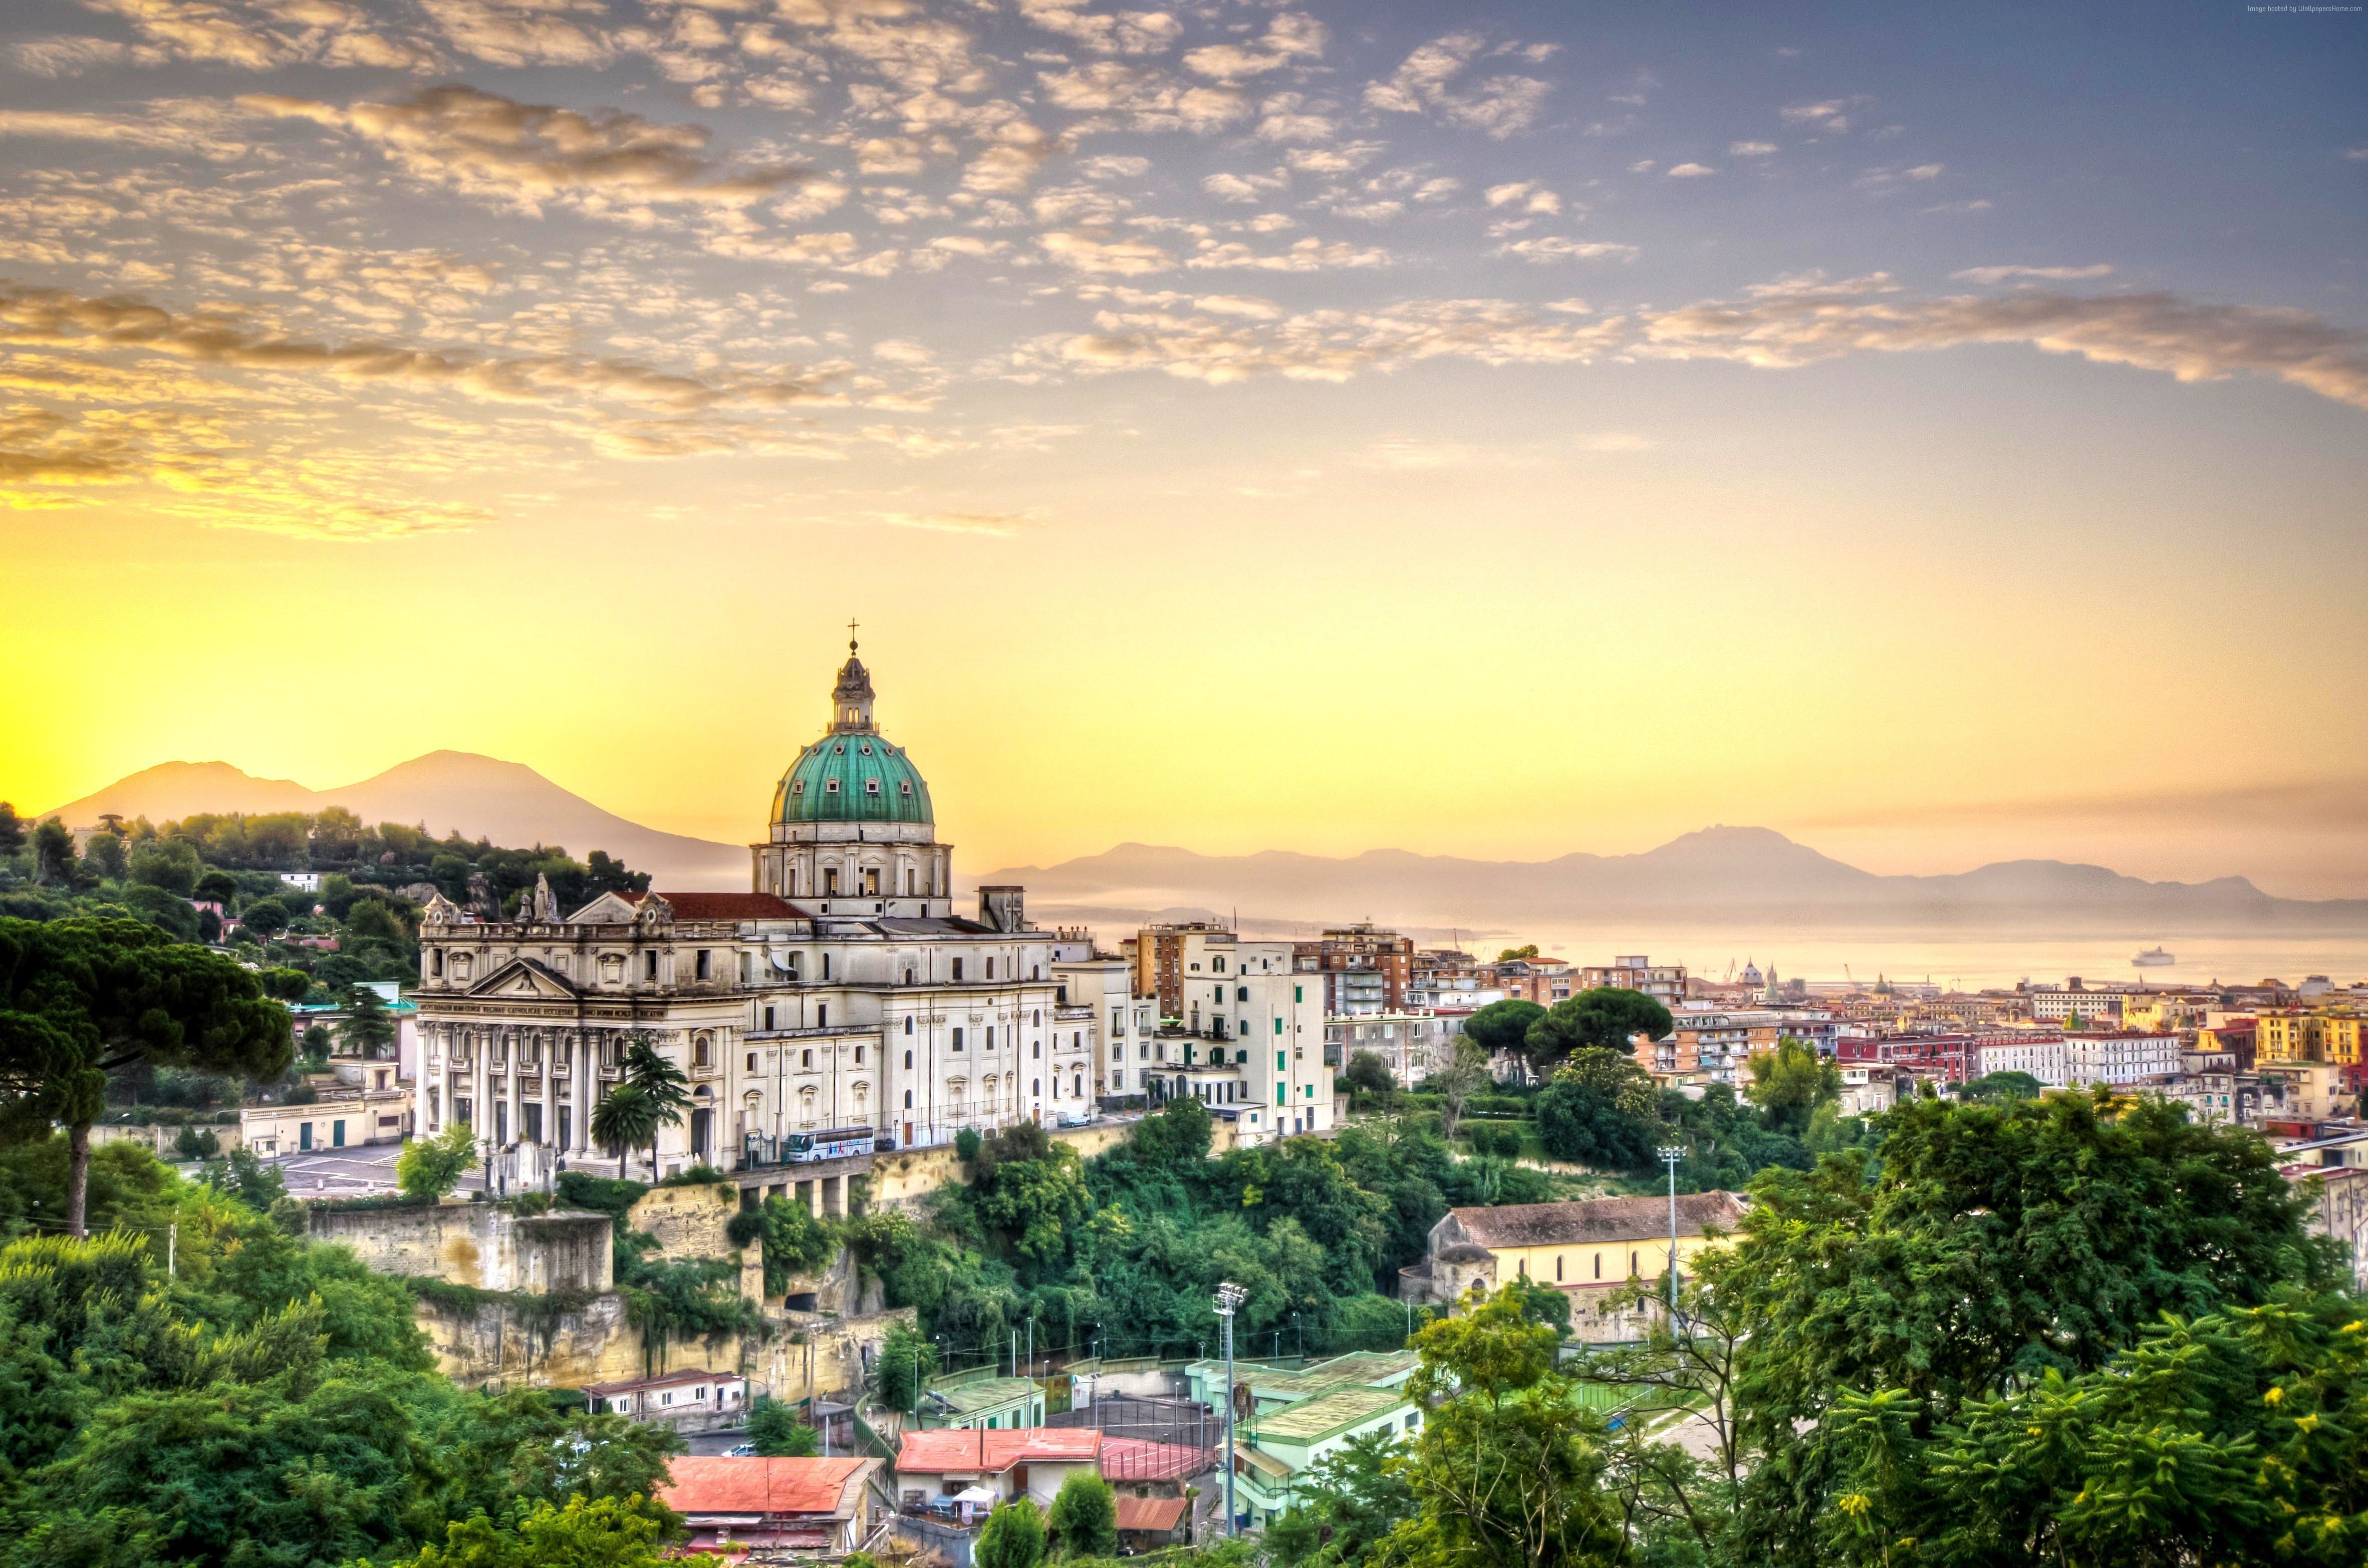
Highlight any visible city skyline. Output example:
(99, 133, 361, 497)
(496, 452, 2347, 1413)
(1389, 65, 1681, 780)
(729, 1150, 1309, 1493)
(3, 2, 2364, 895)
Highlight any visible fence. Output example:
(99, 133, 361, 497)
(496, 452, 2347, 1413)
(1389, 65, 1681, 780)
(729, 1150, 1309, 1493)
(1047, 1396, 1219, 1482)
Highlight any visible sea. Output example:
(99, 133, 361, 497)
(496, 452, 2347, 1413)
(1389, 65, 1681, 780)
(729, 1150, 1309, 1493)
(1503, 928, 2368, 993)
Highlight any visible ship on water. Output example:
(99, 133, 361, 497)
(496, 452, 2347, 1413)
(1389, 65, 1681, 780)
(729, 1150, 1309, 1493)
(2132, 946, 2176, 968)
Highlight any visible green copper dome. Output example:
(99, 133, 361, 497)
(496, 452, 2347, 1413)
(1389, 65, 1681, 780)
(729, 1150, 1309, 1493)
(772, 733, 933, 824)
(770, 644, 934, 825)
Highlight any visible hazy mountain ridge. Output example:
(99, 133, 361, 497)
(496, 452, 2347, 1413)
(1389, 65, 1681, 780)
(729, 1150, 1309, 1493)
(976, 826, 2368, 932)
(39, 759, 2366, 931)
(40, 754, 749, 887)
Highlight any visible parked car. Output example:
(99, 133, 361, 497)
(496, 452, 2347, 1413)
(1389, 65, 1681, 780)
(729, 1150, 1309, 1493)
(725, 1443, 758, 1457)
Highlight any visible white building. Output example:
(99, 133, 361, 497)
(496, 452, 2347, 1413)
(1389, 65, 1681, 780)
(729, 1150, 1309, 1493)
(1325, 1012, 1457, 1087)
(1146, 928, 1334, 1143)
(1976, 1036, 2068, 1086)
(409, 644, 1146, 1180)
(2028, 987, 2129, 1024)
(2063, 1031, 2181, 1086)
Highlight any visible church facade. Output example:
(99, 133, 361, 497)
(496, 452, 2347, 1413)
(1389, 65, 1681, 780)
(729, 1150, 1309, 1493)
(408, 643, 1114, 1182)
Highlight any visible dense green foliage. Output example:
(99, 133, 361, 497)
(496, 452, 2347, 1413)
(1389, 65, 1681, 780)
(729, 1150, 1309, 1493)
(1522, 989, 1674, 1074)
(1045, 1469, 1120, 1557)
(853, 1101, 1548, 1365)
(398, 1121, 479, 1202)
(0, 1138, 684, 1567)
(977, 1496, 1047, 1568)
(744, 1396, 822, 1457)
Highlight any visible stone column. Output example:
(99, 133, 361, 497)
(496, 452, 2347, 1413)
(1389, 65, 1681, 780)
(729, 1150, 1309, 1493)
(504, 1030, 522, 1152)
(574, 1034, 593, 1155)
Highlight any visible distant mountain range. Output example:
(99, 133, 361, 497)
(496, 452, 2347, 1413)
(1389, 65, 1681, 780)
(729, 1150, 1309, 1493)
(972, 828, 2368, 933)
(41, 754, 749, 886)
(39, 757, 2368, 932)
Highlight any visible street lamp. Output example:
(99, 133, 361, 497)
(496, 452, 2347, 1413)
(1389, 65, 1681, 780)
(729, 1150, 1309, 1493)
(1214, 1281, 1248, 1538)
(1656, 1145, 1686, 1315)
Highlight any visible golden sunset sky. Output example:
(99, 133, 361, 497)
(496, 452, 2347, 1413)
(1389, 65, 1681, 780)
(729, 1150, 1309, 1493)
(2, 2, 2363, 894)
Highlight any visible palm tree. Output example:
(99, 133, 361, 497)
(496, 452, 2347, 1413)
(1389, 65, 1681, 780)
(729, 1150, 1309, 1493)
(622, 1035, 690, 1177)
(591, 1084, 657, 1180)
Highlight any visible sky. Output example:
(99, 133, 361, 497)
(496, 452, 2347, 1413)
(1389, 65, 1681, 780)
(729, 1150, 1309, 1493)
(2, 0, 2365, 897)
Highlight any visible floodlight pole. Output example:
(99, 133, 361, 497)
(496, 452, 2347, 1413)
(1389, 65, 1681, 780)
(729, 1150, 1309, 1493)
(1215, 1281, 1247, 1538)
(1657, 1145, 1686, 1314)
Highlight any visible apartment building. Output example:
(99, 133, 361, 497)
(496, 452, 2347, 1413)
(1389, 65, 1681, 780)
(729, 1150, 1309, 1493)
(2062, 1031, 2182, 1086)
(1976, 1035, 2068, 1086)
(2027, 984, 2130, 1024)
(1577, 955, 1688, 1005)
(1324, 1011, 1456, 1084)
(1124, 921, 1231, 1019)
(1141, 929, 1333, 1144)
(1291, 923, 1414, 1014)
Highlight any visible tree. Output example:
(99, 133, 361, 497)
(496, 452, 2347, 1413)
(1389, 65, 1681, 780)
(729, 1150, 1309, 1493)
(744, 1396, 821, 1456)
(620, 1037, 689, 1177)
(384, 1495, 673, 1568)
(173, 1125, 220, 1160)
(1583, 1275, 1750, 1561)
(1534, 1051, 1661, 1171)
(0, 917, 292, 1234)
(1342, 1050, 1397, 1110)
(1460, 1000, 1545, 1063)
(585, 851, 649, 898)
(194, 869, 238, 904)
(591, 1086, 658, 1181)
(1496, 945, 1539, 962)
(1522, 988, 1672, 1073)
(1370, 1284, 1626, 1568)
(31, 818, 78, 886)
(1959, 1069, 2044, 1101)
(1045, 1469, 1118, 1557)
(117, 883, 201, 940)
(1294, 1426, 1419, 1566)
(342, 985, 396, 1058)
(1717, 1090, 2332, 1564)
(238, 896, 290, 939)
(1740, 1036, 1838, 1136)
(1811, 1287, 2368, 1567)
(126, 837, 201, 896)
(976, 1496, 1046, 1568)
(398, 1120, 478, 1202)
(1427, 1038, 1491, 1141)
(876, 1319, 939, 1411)
(83, 832, 128, 882)
(0, 803, 22, 854)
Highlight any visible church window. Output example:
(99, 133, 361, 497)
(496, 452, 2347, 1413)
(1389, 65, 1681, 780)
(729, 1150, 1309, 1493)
(952, 959, 964, 982)
(861, 743, 873, 754)
(855, 1045, 865, 1064)
(904, 1049, 914, 1069)
(693, 1033, 711, 1067)
(764, 1005, 776, 1030)
(822, 954, 831, 980)
(866, 779, 880, 794)
(1032, 1079, 1040, 1096)
(904, 1089, 913, 1108)
(791, 781, 804, 795)
(903, 1017, 913, 1035)
(986, 958, 996, 980)
(826, 779, 840, 793)
(1033, 1041, 1040, 1059)
(1033, 1010, 1041, 1026)
(901, 781, 913, 796)
(644, 951, 658, 982)
(953, 1028, 965, 1052)
(1214, 957, 1227, 973)
(833, 744, 844, 755)
(802, 1049, 814, 1068)
(747, 1052, 756, 1072)
(818, 1004, 828, 1028)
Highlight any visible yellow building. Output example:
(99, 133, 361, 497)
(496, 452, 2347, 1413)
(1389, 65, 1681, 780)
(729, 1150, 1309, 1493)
(1405, 1192, 1748, 1304)
(2260, 1010, 2365, 1065)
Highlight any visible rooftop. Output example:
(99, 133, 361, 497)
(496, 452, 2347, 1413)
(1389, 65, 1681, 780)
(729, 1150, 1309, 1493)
(660, 1456, 875, 1519)
(1115, 1495, 1191, 1533)
(623, 890, 798, 921)
(581, 1367, 741, 1397)
(1253, 1385, 1406, 1446)
(1447, 1191, 1747, 1250)
(922, 1374, 1038, 1416)
(897, 1427, 1102, 1473)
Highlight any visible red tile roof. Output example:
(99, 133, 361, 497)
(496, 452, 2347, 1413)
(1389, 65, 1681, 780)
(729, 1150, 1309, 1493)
(1098, 1438, 1213, 1482)
(1114, 1495, 1190, 1533)
(896, 1427, 1103, 1473)
(660, 1457, 875, 1519)
(627, 891, 798, 920)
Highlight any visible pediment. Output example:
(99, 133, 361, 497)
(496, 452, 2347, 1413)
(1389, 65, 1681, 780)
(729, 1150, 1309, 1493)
(467, 958, 581, 1000)
(569, 891, 641, 923)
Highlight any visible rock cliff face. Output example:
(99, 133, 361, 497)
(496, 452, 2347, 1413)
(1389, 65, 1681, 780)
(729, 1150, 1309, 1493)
(308, 1202, 613, 1293)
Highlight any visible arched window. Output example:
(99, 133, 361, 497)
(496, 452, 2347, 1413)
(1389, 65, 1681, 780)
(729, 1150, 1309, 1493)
(903, 1017, 913, 1035)
(693, 1033, 712, 1067)
(1032, 1009, 1041, 1026)
(1031, 1078, 1040, 1096)
(904, 1089, 913, 1108)
(1032, 1040, 1041, 1059)
(904, 1050, 913, 1069)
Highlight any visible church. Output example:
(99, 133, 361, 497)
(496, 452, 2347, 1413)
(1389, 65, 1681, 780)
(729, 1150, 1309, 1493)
(408, 639, 1131, 1184)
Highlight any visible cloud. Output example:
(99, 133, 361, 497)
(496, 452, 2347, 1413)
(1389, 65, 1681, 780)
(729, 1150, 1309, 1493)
(1203, 168, 1288, 203)
(1639, 274, 2368, 412)
(1855, 162, 1944, 195)
(1493, 236, 1639, 264)
(0, 101, 258, 161)
(1780, 99, 1856, 133)
(1015, 0, 1182, 58)
(1364, 32, 1553, 138)
(1182, 12, 1326, 82)
(245, 85, 806, 217)
(1186, 237, 1390, 271)
(858, 507, 1044, 535)
(1282, 141, 1383, 174)
(1038, 230, 1175, 274)
(1951, 263, 2115, 283)
(1485, 181, 1560, 214)
(1034, 294, 1625, 384)
(1667, 162, 1716, 178)
(1076, 153, 1151, 180)
(1036, 62, 1249, 133)
(1729, 140, 1777, 157)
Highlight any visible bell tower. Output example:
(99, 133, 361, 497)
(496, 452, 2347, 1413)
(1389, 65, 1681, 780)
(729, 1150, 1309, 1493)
(832, 620, 876, 733)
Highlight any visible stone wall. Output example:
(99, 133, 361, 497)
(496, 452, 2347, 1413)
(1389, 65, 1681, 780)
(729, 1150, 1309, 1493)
(627, 1181, 737, 1260)
(308, 1202, 614, 1294)
(752, 1305, 916, 1407)
(415, 1289, 651, 1389)
(867, 1120, 1135, 1210)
